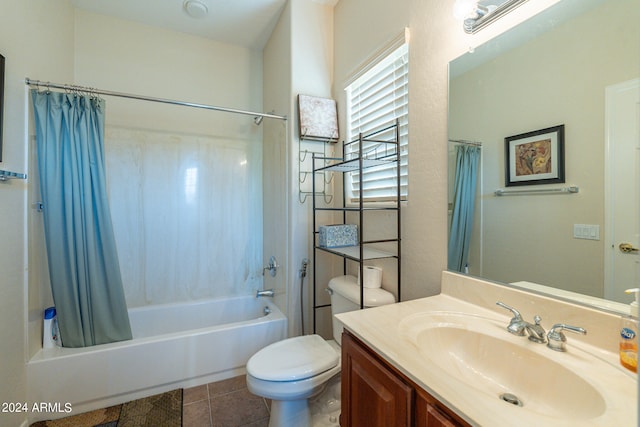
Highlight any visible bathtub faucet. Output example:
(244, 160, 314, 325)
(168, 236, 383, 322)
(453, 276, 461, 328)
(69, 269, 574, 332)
(256, 289, 275, 298)
(263, 256, 279, 277)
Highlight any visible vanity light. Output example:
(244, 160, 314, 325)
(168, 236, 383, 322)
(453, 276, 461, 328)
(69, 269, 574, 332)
(455, 0, 529, 34)
(183, 0, 208, 19)
(453, 0, 487, 20)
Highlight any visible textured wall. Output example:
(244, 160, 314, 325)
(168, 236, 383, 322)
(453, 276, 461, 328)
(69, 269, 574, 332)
(333, 0, 561, 300)
(0, 1, 75, 425)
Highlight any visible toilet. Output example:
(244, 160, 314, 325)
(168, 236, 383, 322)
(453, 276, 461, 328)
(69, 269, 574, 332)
(246, 275, 395, 427)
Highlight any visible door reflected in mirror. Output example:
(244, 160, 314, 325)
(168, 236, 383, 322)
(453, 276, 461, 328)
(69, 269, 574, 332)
(448, 0, 640, 306)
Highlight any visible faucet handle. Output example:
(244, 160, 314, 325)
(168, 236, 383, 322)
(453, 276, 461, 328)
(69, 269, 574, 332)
(496, 301, 525, 336)
(262, 256, 279, 277)
(546, 323, 587, 352)
(496, 301, 523, 319)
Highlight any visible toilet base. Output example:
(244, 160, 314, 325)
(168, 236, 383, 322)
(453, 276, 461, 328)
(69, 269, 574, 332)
(269, 399, 310, 427)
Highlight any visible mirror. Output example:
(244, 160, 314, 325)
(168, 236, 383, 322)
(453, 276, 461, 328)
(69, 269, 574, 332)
(448, 0, 639, 311)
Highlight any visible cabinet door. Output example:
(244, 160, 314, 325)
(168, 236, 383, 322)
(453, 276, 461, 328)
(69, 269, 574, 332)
(426, 404, 460, 427)
(341, 332, 413, 427)
(416, 388, 467, 427)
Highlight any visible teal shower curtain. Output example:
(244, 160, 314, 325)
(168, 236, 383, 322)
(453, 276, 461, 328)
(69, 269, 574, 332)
(31, 90, 132, 347)
(448, 145, 481, 273)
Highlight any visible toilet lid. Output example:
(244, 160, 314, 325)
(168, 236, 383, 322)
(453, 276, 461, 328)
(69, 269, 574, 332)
(246, 334, 339, 382)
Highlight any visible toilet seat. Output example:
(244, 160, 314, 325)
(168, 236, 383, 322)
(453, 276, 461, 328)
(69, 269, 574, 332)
(247, 335, 339, 382)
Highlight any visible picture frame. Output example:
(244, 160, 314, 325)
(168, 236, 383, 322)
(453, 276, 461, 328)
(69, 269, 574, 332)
(505, 124, 565, 187)
(297, 94, 339, 143)
(0, 54, 4, 162)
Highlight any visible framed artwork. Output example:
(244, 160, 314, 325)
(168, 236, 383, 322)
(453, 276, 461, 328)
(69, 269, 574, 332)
(505, 124, 565, 187)
(297, 94, 339, 142)
(0, 54, 4, 162)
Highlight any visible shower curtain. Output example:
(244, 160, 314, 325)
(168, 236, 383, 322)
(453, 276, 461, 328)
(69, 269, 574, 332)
(104, 125, 264, 306)
(31, 90, 132, 347)
(448, 145, 481, 273)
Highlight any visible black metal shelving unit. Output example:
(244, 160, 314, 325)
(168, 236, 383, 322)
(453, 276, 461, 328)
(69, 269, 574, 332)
(312, 120, 402, 333)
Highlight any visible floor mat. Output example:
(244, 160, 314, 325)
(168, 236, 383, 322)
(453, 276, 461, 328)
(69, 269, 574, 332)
(29, 389, 182, 427)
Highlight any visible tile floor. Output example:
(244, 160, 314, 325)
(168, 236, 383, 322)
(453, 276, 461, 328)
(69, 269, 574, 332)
(183, 376, 270, 427)
(183, 374, 342, 427)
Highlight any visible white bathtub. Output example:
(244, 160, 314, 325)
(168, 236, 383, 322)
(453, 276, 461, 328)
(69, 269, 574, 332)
(26, 295, 286, 421)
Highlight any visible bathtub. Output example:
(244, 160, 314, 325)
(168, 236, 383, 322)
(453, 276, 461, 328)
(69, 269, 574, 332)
(26, 295, 286, 421)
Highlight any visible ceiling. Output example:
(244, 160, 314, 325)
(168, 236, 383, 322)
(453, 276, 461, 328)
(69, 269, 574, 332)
(70, 0, 288, 49)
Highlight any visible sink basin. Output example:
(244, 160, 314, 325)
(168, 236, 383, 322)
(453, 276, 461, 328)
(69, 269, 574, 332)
(399, 312, 606, 420)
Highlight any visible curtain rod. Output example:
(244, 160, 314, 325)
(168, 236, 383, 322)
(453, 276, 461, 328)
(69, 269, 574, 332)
(448, 139, 482, 147)
(25, 78, 287, 121)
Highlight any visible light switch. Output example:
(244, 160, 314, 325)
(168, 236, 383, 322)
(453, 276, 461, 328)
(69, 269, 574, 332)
(573, 224, 600, 240)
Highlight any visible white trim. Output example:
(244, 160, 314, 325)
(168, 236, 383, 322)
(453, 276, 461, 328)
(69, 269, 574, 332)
(343, 28, 410, 89)
(603, 77, 640, 300)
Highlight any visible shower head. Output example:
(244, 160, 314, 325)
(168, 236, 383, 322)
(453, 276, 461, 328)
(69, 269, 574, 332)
(253, 116, 264, 126)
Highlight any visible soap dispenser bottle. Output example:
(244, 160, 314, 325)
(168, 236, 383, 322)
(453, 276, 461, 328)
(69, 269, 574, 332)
(620, 288, 639, 373)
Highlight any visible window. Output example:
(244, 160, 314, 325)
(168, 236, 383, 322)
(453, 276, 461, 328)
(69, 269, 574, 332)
(345, 42, 408, 202)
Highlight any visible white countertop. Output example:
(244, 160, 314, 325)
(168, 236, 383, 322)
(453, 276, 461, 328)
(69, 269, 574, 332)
(336, 271, 637, 427)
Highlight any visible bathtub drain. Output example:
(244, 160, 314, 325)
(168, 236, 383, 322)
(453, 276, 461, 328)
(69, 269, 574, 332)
(499, 393, 523, 407)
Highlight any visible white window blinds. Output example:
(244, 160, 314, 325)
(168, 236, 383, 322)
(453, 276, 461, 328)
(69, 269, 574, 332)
(345, 43, 408, 202)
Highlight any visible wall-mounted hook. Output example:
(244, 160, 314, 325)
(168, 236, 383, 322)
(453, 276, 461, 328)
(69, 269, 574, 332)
(324, 173, 334, 184)
(299, 191, 333, 205)
(300, 149, 324, 163)
(299, 171, 311, 184)
(299, 149, 310, 162)
(32, 202, 44, 212)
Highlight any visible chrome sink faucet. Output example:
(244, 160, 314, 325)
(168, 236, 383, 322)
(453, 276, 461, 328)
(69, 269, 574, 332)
(546, 323, 587, 352)
(496, 301, 546, 344)
(523, 315, 547, 344)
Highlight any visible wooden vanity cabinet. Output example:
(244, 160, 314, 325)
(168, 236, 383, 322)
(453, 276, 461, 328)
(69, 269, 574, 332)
(415, 389, 464, 427)
(341, 330, 470, 427)
(340, 329, 412, 427)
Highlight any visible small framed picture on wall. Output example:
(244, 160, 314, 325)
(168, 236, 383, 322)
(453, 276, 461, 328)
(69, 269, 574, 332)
(297, 94, 339, 142)
(505, 124, 565, 187)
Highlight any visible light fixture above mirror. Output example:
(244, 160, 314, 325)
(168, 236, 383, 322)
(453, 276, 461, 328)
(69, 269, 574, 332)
(454, 0, 529, 33)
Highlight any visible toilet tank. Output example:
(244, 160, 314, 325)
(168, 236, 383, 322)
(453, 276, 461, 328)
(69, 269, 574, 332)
(328, 275, 395, 345)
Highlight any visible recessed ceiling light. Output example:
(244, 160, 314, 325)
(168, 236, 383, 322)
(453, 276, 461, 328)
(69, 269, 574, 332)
(183, 0, 208, 19)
